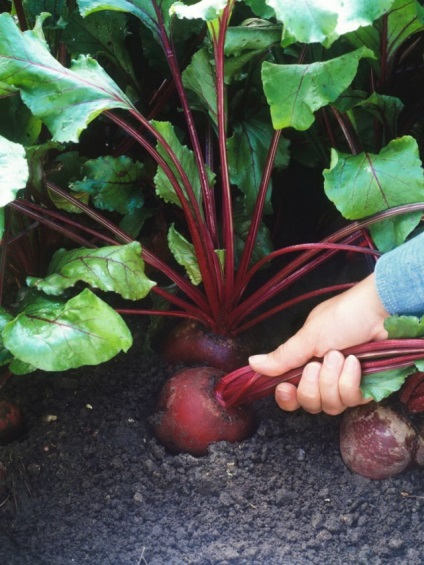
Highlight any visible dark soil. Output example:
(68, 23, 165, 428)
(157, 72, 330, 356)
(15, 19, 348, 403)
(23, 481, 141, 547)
(1, 331, 424, 565)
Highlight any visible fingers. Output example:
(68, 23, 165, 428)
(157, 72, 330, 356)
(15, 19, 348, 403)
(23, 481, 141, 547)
(275, 383, 301, 412)
(338, 355, 371, 408)
(276, 352, 369, 415)
(249, 330, 312, 377)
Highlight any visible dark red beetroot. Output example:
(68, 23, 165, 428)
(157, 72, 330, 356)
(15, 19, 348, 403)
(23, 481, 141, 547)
(153, 366, 257, 455)
(0, 400, 23, 445)
(339, 403, 418, 480)
(161, 320, 253, 372)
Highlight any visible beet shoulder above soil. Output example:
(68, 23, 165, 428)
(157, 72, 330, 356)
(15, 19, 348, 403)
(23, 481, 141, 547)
(1, 343, 424, 565)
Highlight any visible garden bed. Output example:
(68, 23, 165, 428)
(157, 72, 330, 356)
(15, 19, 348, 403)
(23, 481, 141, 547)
(1, 334, 424, 565)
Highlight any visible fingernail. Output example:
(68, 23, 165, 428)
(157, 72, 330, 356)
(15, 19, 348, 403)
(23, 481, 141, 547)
(275, 385, 291, 402)
(345, 354, 360, 371)
(324, 350, 343, 368)
(249, 354, 267, 364)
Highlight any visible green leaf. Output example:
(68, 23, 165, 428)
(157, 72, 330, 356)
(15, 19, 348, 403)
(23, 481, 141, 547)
(170, 0, 228, 21)
(0, 307, 14, 368)
(268, 0, 396, 47)
(152, 120, 215, 210)
(385, 0, 424, 60)
(0, 95, 42, 146)
(0, 13, 133, 143)
(227, 116, 290, 214)
(262, 47, 375, 131)
(182, 48, 217, 125)
(168, 225, 202, 285)
(244, 0, 275, 19)
(2, 289, 133, 371)
(120, 208, 155, 239)
(345, 1, 424, 63)
(23, 0, 68, 27)
(63, 9, 139, 88)
(357, 92, 404, 138)
(224, 21, 281, 57)
(233, 198, 273, 265)
(360, 366, 414, 402)
(47, 151, 90, 213)
(323, 136, 424, 251)
(25, 141, 64, 200)
(384, 314, 424, 338)
(0, 135, 29, 206)
(0, 81, 18, 96)
(332, 88, 369, 113)
(26, 242, 156, 300)
(71, 155, 144, 215)
(223, 21, 281, 84)
(9, 358, 37, 375)
(372, 316, 424, 400)
(78, 0, 175, 40)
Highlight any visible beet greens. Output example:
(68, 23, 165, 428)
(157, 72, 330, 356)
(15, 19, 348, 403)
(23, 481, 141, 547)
(0, 0, 423, 404)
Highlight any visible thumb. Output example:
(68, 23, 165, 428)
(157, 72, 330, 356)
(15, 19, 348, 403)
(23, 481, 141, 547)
(249, 331, 313, 377)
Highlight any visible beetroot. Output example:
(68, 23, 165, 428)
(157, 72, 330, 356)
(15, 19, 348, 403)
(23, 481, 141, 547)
(153, 366, 257, 455)
(339, 403, 418, 480)
(0, 400, 23, 445)
(161, 320, 253, 372)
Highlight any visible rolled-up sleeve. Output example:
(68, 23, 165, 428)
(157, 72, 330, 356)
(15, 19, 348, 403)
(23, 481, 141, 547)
(375, 232, 424, 316)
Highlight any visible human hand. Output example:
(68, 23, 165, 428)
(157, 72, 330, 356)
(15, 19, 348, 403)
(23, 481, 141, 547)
(248, 273, 390, 415)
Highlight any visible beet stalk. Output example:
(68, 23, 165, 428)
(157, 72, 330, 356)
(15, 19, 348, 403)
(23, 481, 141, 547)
(214, 339, 424, 409)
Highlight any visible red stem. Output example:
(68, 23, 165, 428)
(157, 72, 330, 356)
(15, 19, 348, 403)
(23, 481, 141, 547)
(215, 339, 424, 408)
(233, 129, 282, 305)
(228, 203, 424, 328)
(26, 183, 213, 315)
(330, 107, 362, 155)
(234, 283, 354, 334)
(155, 7, 218, 245)
(229, 235, 369, 329)
(213, 3, 236, 302)
(105, 111, 221, 316)
(9, 201, 96, 248)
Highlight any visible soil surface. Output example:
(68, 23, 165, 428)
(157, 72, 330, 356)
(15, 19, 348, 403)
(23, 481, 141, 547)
(1, 321, 424, 565)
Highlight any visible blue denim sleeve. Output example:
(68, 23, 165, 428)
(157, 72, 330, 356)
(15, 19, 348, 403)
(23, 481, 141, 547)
(375, 232, 424, 316)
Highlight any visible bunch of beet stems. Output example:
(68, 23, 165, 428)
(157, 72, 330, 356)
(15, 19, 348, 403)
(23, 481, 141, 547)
(215, 339, 424, 408)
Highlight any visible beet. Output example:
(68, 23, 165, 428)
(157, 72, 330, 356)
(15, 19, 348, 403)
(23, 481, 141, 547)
(339, 403, 417, 480)
(161, 320, 252, 371)
(153, 366, 257, 455)
(0, 400, 24, 445)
